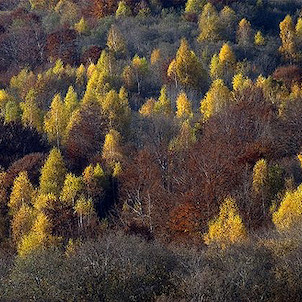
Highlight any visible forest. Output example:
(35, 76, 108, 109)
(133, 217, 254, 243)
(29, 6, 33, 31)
(1, 0, 302, 301)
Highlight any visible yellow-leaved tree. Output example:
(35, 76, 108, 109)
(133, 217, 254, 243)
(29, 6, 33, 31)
(168, 38, 204, 89)
(102, 129, 123, 165)
(60, 173, 83, 206)
(40, 148, 67, 196)
(198, 3, 220, 42)
(204, 197, 246, 248)
(273, 184, 302, 231)
(279, 15, 297, 62)
(176, 91, 193, 119)
(44, 93, 68, 148)
(200, 79, 231, 120)
(154, 85, 172, 116)
(116, 1, 132, 17)
(8, 171, 34, 215)
(17, 212, 57, 257)
(21, 89, 43, 132)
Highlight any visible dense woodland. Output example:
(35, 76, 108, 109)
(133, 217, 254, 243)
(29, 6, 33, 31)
(2, 0, 302, 301)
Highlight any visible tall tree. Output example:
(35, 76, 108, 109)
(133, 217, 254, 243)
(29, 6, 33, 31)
(204, 197, 246, 248)
(198, 3, 220, 42)
(44, 94, 68, 148)
(39, 148, 66, 196)
(279, 15, 297, 62)
(8, 171, 34, 215)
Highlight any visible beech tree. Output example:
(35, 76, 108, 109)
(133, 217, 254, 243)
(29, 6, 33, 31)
(204, 197, 246, 248)
(39, 148, 66, 196)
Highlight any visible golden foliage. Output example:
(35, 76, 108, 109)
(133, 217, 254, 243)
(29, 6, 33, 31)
(204, 197, 246, 248)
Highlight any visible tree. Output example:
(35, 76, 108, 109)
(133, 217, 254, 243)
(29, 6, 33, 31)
(101, 89, 131, 133)
(237, 18, 253, 46)
(232, 73, 252, 92)
(219, 43, 236, 69)
(209, 54, 222, 80)
(44, 94, 68, 148)
(169, 119, 196, 151)
(116, 1, 132, 17)
(200, 79, 231, 120)
(176, 91, 193, 119)
(139, 98, 156, 117)
(39, 148, 66, 196)
(102, 129, 123, 165)
(219, 6, 236, 39)
(185, 0, 206, 15)
(21, 89, 43, 132)
(74, 196, 95, 229)
(4, 101, 21, 124)
(150, 48, 161, 65)
(154, 85, 172, 116)
(123, 55, 148, 94)
(198, 3, 220, 42)
(64, 86, 78, 119)
(17, 212, 57, 257)
(204, 197, 246, 248)
(74, 17, 89, 35)
(11, 204, 35, 244)
(169, 38, 204, 89)
(273, 184, 302, 231)
(252, 159, 268, 195)
(107, 25, 127, 57)
(9, 171, 34, 215)
(279, 15, 297, 62)
(60, 174, 83, 206)
(209, 43, 236, 82)
(255, 31, 265, 46)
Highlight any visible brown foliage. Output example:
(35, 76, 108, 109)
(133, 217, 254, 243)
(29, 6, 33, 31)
(46, 29, 78, 65)
(273, 65, 302, 89)
(81, 46, 102, 65)
(65, 101, 108, 170)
